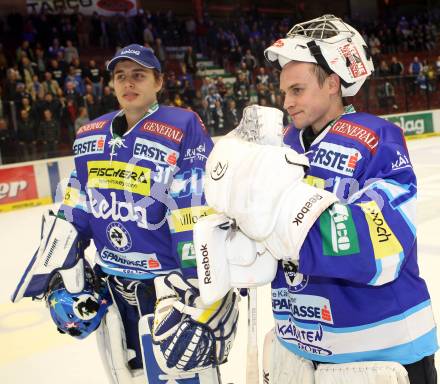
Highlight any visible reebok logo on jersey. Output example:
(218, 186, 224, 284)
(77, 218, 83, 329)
(330, 120, 379, 153)
(133, 137, 178, 166)
(292, 193, 324, 226)
(311, 142, 362, 176)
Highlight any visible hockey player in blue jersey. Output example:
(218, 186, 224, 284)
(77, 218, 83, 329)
(195, 15, 437, 384)
(12, 44, 239, 384)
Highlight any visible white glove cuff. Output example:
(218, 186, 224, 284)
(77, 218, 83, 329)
(265, 182, 339, 260)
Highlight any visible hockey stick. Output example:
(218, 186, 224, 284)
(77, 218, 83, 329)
(246, 288, 259, 384)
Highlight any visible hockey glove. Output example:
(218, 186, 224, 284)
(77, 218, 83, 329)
(151, 272, 239, 372)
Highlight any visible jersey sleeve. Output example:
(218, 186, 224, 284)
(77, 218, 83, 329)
(167, 113, 214, 279)
(58, 169, 93, 241)
(299, 137, 417, 286)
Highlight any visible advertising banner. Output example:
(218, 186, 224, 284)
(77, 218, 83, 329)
(383, 112, 434, 136)
(26, 0, 138, 16)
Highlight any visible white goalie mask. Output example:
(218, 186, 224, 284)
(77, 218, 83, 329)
(264, 14, 374, 97)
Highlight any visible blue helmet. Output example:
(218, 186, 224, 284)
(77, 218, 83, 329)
(46, 262, 111, 339)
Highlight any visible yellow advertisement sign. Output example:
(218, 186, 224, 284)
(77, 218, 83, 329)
(87, 161, 151, 196)
(358, 200, 403, 259)
(169, 206, 216, 233)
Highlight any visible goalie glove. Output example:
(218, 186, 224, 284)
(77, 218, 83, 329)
(151, 273, 239, 373)
(204, 106, 339, 260)
(194, 213, 278, 305)
(12, 210, 87, 302)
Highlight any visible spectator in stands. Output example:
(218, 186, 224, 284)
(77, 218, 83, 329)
(41, 92, 62, 121)
(4, 68, 19, 102)
(143, 22, 155, 47)
(16, 40, 34, 62)
(39, 108, 60, 158)
(17, 109, 37, 161)
(48, 58, 65, 88)
(154, 38, 167, 70)
(64, 80, 82, 109)
(100, 86, 118, 114)
(215, 77, 227, 98)
(256, 67, 269, 86)
(389, 56, 404, 77)
(165, 71, 181, 100)
(85, 93, 100, 120)
(241, 49, 258, 72)
(85, 59, 104, 99)
(42, 72, 61, 97)
(74, 106, 89, 133)
(376, 81, 398, 111)
(409, 56, 422, 76)
(184, 45, 198, 74)
(224, 98, 240, 133)
(15, 83, 32, 109)
(27, 74, 43, 101)
(64, 40, 79, 65)
(213, 99, 225, 134)
(65, 65, 85, 96)
(48, 38, 64, 59)
(34, 47, 47, 78)
(205, 86, 222, 116)
(377, 60, 390, 77)
(18, 56, 34, 88)
(197, 98, 214, 135)
(234, 70, 250, 113)
(181, 80, 196, 107)
(178, 63, 194, 90)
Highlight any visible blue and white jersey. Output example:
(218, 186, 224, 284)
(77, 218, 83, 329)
(273, 105, 438, 365)
(59, 103, 213, 280)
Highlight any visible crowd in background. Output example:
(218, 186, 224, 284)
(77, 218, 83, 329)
(1, 7, 440, 164)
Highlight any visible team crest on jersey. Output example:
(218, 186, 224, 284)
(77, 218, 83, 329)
(282, 261, 308, 292)
(106, 222, 132, 252)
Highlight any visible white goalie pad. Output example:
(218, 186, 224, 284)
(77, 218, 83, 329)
(269, 332, 315, 384)
(96, 305, 140, 384)
(315, 361, 410, 384)
(194, 213, 277, 305)
(12, 210, 85, 302)
(266, 332, 410, 384)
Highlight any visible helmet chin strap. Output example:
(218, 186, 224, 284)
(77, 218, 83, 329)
(306, 40, 355, 90)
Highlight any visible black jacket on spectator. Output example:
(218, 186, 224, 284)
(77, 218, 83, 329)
(39, 119, 60, 142)
(17, 119, 36, 142)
